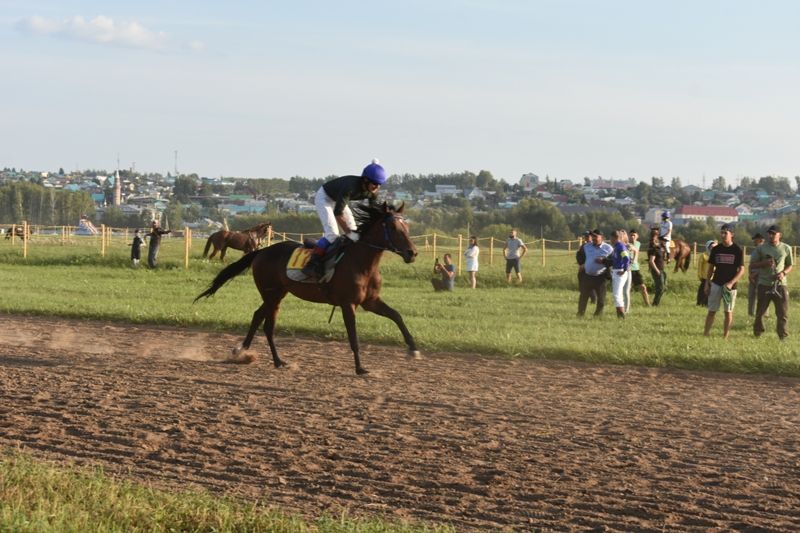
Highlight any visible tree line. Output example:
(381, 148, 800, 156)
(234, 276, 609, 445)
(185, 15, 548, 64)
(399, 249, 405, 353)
(0, 183, 95, 226)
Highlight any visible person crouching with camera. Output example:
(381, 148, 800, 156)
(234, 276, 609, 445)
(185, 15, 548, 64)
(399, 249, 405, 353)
(432, 254, 456, 292)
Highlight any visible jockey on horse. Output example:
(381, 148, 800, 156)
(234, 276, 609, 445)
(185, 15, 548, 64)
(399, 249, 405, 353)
(301, 159, 386, 280)
(659, 210, 673, 262)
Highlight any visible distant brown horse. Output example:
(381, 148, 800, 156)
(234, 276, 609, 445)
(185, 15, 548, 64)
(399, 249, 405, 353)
(650, 227, 691, 273)
(195, 203, 419, 375)
(202, 222, 271, 261)
(4, 226, 30, 240)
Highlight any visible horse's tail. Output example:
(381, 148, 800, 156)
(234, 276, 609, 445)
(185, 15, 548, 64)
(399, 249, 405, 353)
(684, 245, 692, 269)
(194, 251, 258, 302)
(202, 235, 213, 258)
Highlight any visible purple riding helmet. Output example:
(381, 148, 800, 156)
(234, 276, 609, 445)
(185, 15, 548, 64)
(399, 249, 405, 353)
(362, 159, 386, 185)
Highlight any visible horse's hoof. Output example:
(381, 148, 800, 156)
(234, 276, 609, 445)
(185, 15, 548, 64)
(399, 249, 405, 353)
(273, 360, 287, 369)
(356, 367, 370, 375)
(232, 346, 242, 356)
(407, 350, 422, 360)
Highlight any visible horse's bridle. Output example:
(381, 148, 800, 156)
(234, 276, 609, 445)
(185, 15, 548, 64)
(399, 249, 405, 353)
(364, 214, 408, 255)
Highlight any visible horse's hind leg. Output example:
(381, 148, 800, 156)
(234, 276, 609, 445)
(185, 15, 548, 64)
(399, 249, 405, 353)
(233, 303, 267, 357)
(220, 245, 227, 261)
(341, 303, 368, 375)
(208, 246, 219, 260)
(262, 289, 288, 368)
(362, 298, 421, 360)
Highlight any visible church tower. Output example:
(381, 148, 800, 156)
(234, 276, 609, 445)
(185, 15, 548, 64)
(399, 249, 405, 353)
(114, 169, 121, 206)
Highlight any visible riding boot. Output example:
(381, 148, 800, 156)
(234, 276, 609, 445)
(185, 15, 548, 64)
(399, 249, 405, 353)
(301, 245, 327, 279)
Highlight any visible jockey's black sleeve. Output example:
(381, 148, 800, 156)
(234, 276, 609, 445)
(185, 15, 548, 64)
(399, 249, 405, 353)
(322, 175, 378, 216)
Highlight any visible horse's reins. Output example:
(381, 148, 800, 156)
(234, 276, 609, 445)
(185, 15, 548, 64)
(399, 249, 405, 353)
(363, 215, 406, 255)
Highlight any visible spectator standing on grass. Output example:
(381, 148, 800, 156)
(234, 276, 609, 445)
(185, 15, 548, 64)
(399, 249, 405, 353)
(696, 239, 717, 306)
(751, 225, 793, 340)
(130, 229, 144, 268)
(703, 225, 744, 339)
(748, 233, 766, 317)
(146, 220, 171, 269)
(464, 236, 479, 289)
(624, 229, 650, 311)
(610, 229, 631, 319)
(576, 230, 597, 304)
(647, 231, 667, 306)
(431, 253, 455, 291)
(503, 229, 528, 284)
(577, 229, 612, 317)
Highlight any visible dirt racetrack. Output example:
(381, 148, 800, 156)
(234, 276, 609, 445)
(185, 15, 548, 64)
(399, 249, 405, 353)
(1, 314, 799, 531)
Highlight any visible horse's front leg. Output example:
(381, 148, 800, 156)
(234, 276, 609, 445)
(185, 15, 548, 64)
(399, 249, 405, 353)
(362, 298, 421, 359)
(341, 304, 367, 375)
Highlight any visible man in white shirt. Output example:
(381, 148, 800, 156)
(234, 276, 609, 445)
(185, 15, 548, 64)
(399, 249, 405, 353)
(503, 229, 528, 284)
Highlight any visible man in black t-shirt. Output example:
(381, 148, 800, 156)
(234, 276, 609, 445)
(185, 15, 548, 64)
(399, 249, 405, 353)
(647, 233, 667, 306)
(703, 224, 745, 338)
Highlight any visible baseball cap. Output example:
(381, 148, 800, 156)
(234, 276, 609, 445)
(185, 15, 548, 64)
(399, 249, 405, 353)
(752, 233, 764, 240)
(767, 225, 781, 234)
(720, 223, 734, 233)
(590, 229, 603, 237)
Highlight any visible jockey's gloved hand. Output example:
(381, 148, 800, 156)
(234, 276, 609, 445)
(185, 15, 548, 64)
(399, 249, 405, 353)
(346, 232, 360, 242)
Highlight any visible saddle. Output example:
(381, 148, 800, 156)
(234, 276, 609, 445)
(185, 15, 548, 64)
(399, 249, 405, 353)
(286, 237, 348, 283)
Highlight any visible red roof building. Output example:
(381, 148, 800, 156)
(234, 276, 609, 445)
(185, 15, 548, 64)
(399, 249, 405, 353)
(675, 205, 739, 225)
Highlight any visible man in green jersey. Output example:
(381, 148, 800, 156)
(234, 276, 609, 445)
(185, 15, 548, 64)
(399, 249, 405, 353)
(750, 225, 793, 339)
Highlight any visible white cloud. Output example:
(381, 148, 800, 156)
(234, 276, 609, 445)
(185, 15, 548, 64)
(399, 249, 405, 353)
(18, 15, 168, 50)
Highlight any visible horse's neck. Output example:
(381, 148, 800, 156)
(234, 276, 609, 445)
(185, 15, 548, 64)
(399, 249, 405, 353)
(347, 241, 383, 273)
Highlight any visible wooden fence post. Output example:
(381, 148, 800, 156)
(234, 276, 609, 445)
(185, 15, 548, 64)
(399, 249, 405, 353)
(22, 221, 28, 258)
(457, 234, 463, 275)
(267, 225, 273, 247)
(184, 226, 190, 269)
(432, 233, 437, 260)
(541, 238, 546, 267)
(490, 237, 494, 265)
(100, 224, 106, 257)
(10, 224, 15, 246)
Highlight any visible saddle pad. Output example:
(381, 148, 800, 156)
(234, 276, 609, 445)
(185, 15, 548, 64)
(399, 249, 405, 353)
(287, 247, 313, 270)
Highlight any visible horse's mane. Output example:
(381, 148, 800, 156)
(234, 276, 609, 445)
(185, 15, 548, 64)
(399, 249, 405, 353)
(243, 222, 271, 235)
(353, 203, 395, 234)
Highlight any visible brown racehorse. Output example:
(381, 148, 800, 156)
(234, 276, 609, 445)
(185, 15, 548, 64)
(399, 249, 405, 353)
(195, 203, 419, 375)
(202, 222, 271, 261)
(4, 226, 31, 240)
(650, 227, 691, 273)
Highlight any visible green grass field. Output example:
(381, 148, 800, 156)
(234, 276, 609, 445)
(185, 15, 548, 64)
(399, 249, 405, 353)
(0, 451, 452, 533)
(1, 234, 798, 376)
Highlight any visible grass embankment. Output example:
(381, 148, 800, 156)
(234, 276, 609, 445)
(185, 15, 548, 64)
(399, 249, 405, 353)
(1, 237, 798, 376)
(0, 452, 451, 533)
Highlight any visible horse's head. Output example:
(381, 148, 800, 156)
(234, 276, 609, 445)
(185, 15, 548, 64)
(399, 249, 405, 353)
(358, 202, 417, 263)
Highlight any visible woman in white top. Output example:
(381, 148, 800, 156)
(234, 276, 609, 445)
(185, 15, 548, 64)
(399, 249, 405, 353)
(464, 235, 479, 289)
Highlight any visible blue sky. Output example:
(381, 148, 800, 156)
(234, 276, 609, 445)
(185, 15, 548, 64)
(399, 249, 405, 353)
(2, 1, 799, 185)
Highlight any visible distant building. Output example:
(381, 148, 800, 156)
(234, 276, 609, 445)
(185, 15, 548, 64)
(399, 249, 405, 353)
(674, 205, 739, 226)
(519, 173, 539, 191)
(592, 177, 637, 190)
